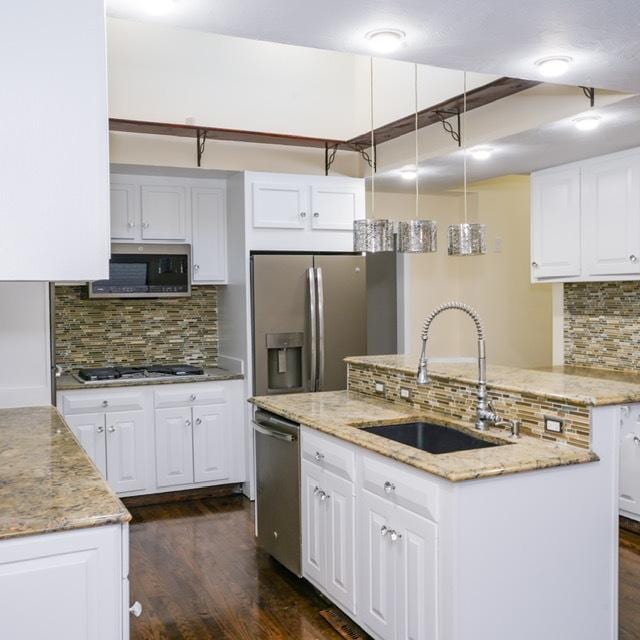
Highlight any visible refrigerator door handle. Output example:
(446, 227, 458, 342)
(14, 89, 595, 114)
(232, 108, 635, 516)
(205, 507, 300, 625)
(307, 267, 317, 391)
(316, 266, 325, 391)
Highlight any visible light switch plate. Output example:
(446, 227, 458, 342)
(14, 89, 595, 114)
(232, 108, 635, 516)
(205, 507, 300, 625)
(544, 416, 564, 434)
(374, 381, 385, 395)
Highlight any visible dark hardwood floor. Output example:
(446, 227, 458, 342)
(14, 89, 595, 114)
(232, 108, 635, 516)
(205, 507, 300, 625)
(129, 496, 341, 639)
(130, 496, 640, 640)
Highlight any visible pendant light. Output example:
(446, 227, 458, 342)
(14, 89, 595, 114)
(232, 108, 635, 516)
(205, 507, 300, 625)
(448, 71, 487, 257)
(353, 57, 394, 253)
(398, 63, 437, 253)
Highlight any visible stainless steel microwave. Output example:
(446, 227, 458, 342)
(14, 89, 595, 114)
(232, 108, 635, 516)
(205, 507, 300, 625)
(88, 243, 191, 298)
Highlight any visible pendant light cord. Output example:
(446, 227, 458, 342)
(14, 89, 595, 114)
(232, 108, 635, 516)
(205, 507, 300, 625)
(415, 63, 419, 218)
(370, 56, 375, 217)
(462, 71, 468, 224)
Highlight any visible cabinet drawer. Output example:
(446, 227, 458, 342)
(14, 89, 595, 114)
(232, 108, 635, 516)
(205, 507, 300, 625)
(154, 384, 228, 408)
(360, 452, 439, 523)
(302, 428, 356, 483)
(60, 392, 144, 415)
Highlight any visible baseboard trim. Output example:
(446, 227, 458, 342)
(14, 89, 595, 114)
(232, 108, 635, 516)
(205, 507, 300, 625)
(121, 483, 244, 508)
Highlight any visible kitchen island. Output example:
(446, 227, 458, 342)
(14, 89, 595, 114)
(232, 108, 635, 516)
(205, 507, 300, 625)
(250, 355, 626, 640)
(0, 406, 131, 640)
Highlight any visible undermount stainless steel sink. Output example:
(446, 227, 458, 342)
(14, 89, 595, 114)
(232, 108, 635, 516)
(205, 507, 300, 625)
(361, 421, 505, 455)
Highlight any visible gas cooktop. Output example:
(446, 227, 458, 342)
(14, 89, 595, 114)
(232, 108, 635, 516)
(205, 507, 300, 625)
(75, 364, 205, 383)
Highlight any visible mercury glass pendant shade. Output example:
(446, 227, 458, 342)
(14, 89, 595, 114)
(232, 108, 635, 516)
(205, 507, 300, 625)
(447, 223, 486, 256)
(353, 219, 395, 253)
(397, 219, 437, 253)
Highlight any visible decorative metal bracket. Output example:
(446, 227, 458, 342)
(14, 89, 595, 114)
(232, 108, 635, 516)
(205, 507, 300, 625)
(352, 142, 377, 172)
(434, 109, 461, 146)
(325, 142, 339, 176)
(196, 128, 208, 167)
(580, 86, 595, 108)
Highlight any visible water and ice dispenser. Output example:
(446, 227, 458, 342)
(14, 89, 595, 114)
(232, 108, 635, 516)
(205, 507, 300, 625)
(266, 332, 303, 393)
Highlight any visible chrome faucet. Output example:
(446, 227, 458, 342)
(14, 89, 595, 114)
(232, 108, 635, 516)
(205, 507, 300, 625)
(416, 301, 499, 431)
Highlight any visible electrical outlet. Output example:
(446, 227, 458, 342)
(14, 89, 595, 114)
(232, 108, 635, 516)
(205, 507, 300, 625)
(374, 381, 385, 395)
(399, 387, 412, 401)
(544, 416, 564, 434)
(493, 237, 503, 253)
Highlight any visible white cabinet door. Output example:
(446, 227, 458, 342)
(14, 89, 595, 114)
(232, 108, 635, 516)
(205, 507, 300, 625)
(323, 469, 356, 616)
(110, 183, 139, 240)
(359, 490, 396, 640)
(395, 506, 438, 640)
(192, 404, 230, 484)
(531, 168, 581, 279)
(65, 413, 107, 478)
(191, 187, 227, 283)
(301, 460, 325, 586)
(0, 526, 122, 640)
(620, 407, 640, 518)
(106, 410, 146, 494)
(141, 185, 187, 240)
(155, 407, 194, 487)
(252, 182, 308, 229)
(582, 154, 640, 277)
(310, 185, 360, 231)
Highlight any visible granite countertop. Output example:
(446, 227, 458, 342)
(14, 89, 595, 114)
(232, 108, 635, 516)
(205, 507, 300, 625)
(0, 406, 130, 541)
(249, 391, 597, 482)
(57, 367, 243, 391)
(346, 354, 640, 407)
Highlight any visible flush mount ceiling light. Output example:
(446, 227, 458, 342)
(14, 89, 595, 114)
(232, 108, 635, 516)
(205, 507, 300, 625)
(400, 167, 417, 180)
(141, 0, 176, 16)
(469, 146, 493, 161)
(534, 56, 573, 78)
(364, 29, 406, 54)
(573, 114, 602, 131)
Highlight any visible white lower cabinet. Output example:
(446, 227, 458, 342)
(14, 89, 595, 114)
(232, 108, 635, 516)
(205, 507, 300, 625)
(620, 405, 640, 520)
(300, 427, 438, 640)
(0, 524, 128, 640)
(57, 379, 245, 497)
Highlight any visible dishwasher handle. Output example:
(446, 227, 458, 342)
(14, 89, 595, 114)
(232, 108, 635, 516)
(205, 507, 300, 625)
(253, 421, 297, 443)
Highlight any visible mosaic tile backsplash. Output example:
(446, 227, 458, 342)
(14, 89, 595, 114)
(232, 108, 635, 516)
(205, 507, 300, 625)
(55, 286, 217, 371)
(348, 363, 591, 449)
(564, 281, 640, 373)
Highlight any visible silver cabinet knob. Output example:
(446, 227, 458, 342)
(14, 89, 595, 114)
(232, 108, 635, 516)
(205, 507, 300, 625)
(194, 264, 200, 271)
(142, 222, 150, 229)
(631, 255, 638, 263)
(189, 394, 197, 401)
(383, 481, 396, 494)
(389, 530, 402, 542)
(129, 601, 142, 617)
(634, 435, 640, 446)
(127, 221, 135, 228)
(380, 525, 389, 537)
(96, 425, 104, 433)
(531, 261, 538, 269)
(299, 211, 307, 218)
(102, 400, 109, 407)
(314, 451, 324, 462)
(319, 491, 330, 502)
(185, 419, 192, 427)
(313, 485, 321, 496)
(313, 212, 320, 218)
(195, 417, 202, 425)
(108, 425, 116, 433)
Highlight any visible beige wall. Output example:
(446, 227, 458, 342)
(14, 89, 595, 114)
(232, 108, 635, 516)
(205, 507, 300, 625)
(371, 176, 553, 368)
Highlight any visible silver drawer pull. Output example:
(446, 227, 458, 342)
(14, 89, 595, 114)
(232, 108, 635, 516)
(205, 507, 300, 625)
(300, 211, 307, 218)
(108, 425, 116, 433)
(631, 255, 638, 263)
(189, 394, 197, 401)
(313, 212, 320, 218)
(102, 400, 109, 407)
(314, 451, 325, 462)
(634, 436, 640, 447)
(96, 425, 104, 433)
(195, 417, 202, 425)
(129, 601, 142, 617)
(383, 481, 396, 494)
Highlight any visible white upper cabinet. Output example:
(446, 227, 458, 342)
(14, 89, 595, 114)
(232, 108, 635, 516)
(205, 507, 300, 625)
(310, 185, 362, 231)
(1, 0, 110, 281)
(252, 182, 308, 229)
(109, 182, 138, 241)
(582, 154, 640, 277)
(531, 147, 640, 283)
(141, 185, 187, 241)
(191, 187, 227, 283)
(531, 167, 581, 280)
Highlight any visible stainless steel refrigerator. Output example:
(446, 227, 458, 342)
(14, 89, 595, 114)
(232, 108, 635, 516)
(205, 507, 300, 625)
(251, 252, 396, 396)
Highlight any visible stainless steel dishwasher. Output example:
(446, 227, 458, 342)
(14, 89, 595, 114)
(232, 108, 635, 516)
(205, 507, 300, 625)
(253, 409, 301, 577)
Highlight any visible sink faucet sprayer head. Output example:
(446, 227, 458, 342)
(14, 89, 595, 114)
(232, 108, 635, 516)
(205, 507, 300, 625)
(416, 358, 429, 385)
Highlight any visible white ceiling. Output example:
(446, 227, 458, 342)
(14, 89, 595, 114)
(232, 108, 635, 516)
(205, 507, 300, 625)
(373, 95, 640, 192)
(107, 0, 640, 92)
